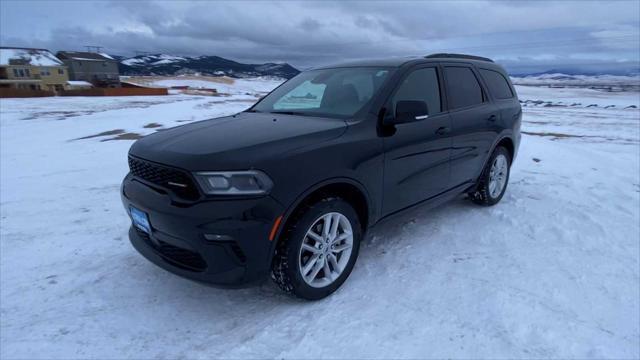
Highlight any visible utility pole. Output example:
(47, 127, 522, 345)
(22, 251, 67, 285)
(84, 45, 103, 53)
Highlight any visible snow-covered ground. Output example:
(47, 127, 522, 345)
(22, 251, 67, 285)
(517, 85, 639, 109)
(1, 82, 639, 359)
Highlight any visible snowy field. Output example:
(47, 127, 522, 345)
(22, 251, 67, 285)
(1, 82, 639, 359)
(122, 75, 284, 95)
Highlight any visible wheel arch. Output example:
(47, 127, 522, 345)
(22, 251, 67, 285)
(269, 177, 372, 258)
(486, 134, 515, 167)
(496, 136, 515, 162)
(474, 134, 515, 185)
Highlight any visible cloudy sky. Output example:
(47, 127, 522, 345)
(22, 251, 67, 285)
(1, 0, 639, 74)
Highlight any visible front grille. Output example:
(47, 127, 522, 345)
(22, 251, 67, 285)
(128, 156, 200, 201)
(135, 228, 207, 272)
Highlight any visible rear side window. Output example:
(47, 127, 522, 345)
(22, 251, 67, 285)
(479, 69, 514, 99)
(392, 67, 441, 115)
(444, 66, 484, 109)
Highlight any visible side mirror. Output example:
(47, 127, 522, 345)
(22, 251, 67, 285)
(393, 100, 429, 124)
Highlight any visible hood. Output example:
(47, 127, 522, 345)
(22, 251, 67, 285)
(129, 112, 347, 170)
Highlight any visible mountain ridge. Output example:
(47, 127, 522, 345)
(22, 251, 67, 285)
(112, 53, 638, 79)
(116, 53, 299, 79)
(509, 68, 640, 77)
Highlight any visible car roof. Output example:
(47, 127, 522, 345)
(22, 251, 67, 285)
(313, 54, 506, 73)
(313, 57, 423, 69)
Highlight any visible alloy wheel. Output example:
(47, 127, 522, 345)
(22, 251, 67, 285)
(298, 212, 354, 288)
(489, 154, 508, 198)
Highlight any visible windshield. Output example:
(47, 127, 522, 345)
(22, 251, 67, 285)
(250, 67, 393, 118)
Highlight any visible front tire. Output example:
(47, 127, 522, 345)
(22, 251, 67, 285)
(470, 146, 511, 206)
(271, 197, 361, 300)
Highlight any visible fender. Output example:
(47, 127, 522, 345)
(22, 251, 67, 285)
(474, 131, 515, 184)
(267, 176, 374, 257)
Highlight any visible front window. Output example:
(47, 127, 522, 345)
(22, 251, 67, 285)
(392, 67, 442, 116)
(251, 67, 393, 118)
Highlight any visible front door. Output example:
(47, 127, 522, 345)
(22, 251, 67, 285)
(382, 66, 452, 215)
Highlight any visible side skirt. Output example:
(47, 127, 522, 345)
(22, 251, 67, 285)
(372, 181, 474, 228)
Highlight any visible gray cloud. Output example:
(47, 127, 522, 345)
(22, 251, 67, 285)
(1, 0, 638, 73)
(300, 18, 322, 33)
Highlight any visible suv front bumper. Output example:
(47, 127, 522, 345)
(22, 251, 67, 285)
(121, 173, 284, 287)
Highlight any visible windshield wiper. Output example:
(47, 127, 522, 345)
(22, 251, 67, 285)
(269, 111, 300, 115)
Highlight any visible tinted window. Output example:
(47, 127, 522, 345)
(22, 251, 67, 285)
(480, 69, 513, 99)
(444, 66, 484, 109)
(392, 67, 441, 115)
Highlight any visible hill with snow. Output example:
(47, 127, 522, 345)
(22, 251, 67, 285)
(511, 73, 640, 91)
(118, 54, 299, 79)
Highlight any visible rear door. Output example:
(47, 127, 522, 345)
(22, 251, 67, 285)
(382, 65, 452, 215)
(443, 64, 499, 187)
(477, 67, 522, 147)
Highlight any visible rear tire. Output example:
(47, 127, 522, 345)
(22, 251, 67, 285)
(470, 146, 511, 206)
(271, 197, 361, 300)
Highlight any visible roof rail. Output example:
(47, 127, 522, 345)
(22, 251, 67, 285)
(425, 53, 494, 63)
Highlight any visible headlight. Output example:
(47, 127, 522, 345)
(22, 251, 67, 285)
(193, 170, 274, 195)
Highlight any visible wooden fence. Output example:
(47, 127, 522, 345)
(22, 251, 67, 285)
(0, 88, 55, 98)
(0, 87, 168, 98)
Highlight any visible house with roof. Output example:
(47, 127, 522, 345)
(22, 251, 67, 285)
(0, 47, 69, 92)
(56, 51, 120, 88)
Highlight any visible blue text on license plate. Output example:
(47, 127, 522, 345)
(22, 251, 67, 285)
(130, 206, 151, 234)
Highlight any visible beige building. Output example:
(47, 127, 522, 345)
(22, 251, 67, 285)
(0, 47, 69, 92)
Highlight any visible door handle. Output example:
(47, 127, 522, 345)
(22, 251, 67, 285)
(435, 126, 450, 136)
(487, 114, 497, 122)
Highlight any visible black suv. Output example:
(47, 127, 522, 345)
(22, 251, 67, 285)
(122, 53, 521, 300)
